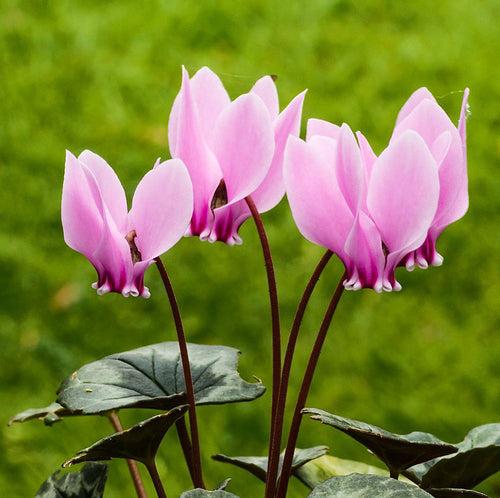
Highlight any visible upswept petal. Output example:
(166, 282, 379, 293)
(395, 87, 436, 125)
(334, 124, 364, 214)
(81, 167, 133, 296)
(129, 159, 193, 261)
(172, 67, 222, 235)
(344, 212, 385, 292)
(368, 131, 439, 289)
(251, 90, 307, 213)
(392, 98, 466, 230)
(458, 88, 470, 147)
(306, 118, 340, 141)
(190, 66, 231, 143)
(284, 135, 353, 259)
(212, 93, 274, 205)
(78, 150, 128, 233)
(61, 151, 104, 260)
(368, 131, 439, 253)
(355, 131, 377, 181)
(251, 75, 279, 118)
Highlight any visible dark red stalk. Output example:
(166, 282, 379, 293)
(108, 411, 148, 498)
(155, 257, 205, 489)
(176, 417, 196, 485)
(244, 196, 281, 441)
(276, 272, 346, 498)
(146, 460, 167, 498)
(265, 250, 333, 497)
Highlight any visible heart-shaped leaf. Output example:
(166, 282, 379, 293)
(427, 489, 489, 497)
(304, 408, 457, 476)
(212, 446, 328, 484)
(308, 474, 433, 497)
(9, 402, 74, 427)
(35, 463, 108, 497)
(295, 455, 413, 488)
(180, 491, 239, 497)
(406, 423, 500, 489)
(57, 342, 265, 414)
(64, 405, 187, 467)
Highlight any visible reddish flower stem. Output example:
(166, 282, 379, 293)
(175, 417, 196, 486)
(265, 250, 333, 497)
(107, 411, 148, 498)
(146, 460, 167, 498)
(276, 271, 346, 498)
(155, 257, 205, 489)
(244, 196, 281, 443)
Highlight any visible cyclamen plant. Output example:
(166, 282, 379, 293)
(11, 68, 500, 498)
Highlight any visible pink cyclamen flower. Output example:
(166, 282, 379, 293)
(284, 89, 469, 292)
(392, 88, 470, 269)
(168, 66, 306, 245)
(62, 151, 193, 298)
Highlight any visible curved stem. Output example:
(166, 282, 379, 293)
(244, 196, 281, 437)
(176, 417, 196, 486)
(108, 411, 148, 498)
(155, 257, 205, 489)
(265, 250, 333, 498)
(146, 460, 167, 498)
(276, 272, 346, 498)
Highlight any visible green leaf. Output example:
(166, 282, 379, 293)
(57, 342, 265, 414)
(180, 491, 239, 497)
(212, 446, 328, 484)
(427, 489, 489, 497)
(304, 408, 457, 475)
(308, 474, 433, 497)
(180, 480, 238, 497)
(63, 405, 187, 466)
(406, 423, 500, 489)
(8, 402, 74, 427)
(295, 455, 413, 488)
(35, 463, 108, 497)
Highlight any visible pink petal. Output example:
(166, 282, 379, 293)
(368, 131, 439, 252)
(344, 212, 385, 292)
(392, 98, 466, 230)
(251, 76, 279, 118)
(190, 66, 231, 144)
(355, 131, 377, 181)
(251, 90, 307, 213)
(212, 93, 274, 205)
(129, 159, 193, 261)
(78, 150, 128, 233)
(284, 135, 353, 259)
(81, 167, 133, 296)
(306, 118, 340, 141)
(171, 67, 222, 235)
(458, 88, 470, 147)
(395, 87, 436, 125)
(334, 124, 364, 214)
(430, 131, 452, 167)
(367, 131, 439, 289)
(61, 151, 104, 260)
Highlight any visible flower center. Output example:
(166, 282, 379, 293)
(125, 230, 142, 263)
(211, 179, 228, 209)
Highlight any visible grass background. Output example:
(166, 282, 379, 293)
(1, 0, 499, 496)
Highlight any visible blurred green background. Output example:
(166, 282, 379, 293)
(1, 0, 499, 496)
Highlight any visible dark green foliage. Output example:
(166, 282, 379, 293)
(57, 342, 265, 414)
(304, 409, 457, 475)
(35, 463, 108, 498)
(406, 424, 500, 489)
(212, 446, 328, 484)
(64, 406, 187, 466)
(307, 473, 433, 497)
